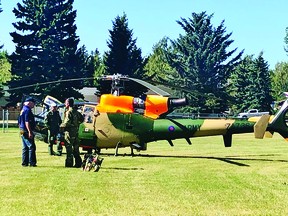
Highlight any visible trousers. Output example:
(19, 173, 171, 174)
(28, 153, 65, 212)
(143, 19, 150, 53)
(21, 133, 37, 166)
(64, 131, 82, 167)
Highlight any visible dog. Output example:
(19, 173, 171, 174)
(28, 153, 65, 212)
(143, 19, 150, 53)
(82, 153, 104, 172)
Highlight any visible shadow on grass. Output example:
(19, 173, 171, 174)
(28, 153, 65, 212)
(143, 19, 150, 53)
(100, 153, 288, 167)
(102, 167, 144, 171)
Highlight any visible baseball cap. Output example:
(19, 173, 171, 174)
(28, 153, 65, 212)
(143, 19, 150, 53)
(24, 97, 36, 103)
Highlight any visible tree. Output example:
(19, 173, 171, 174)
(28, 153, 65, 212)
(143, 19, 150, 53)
(102, 13, 145, 96)
(92, 49, 105, 84)
(9, 0, 88, 103)
(0, 51, 11, 84)
(284, 27, 288, 53)
(0, 2, 2, 50)
(104, 13, 144, 78)
(166, 12, 243, 112)
(0, 4, 11, 98)
(144, 37, 176, 79)
(74, 45, 95, 87)
(271, 62, 288, 102)
(228, 53, 272, 113)
(253, 53, 272, 111)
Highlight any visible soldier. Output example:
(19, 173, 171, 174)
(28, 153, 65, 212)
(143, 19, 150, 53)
(18, 97, 37, 167)
(60, 98, 84, 167)
(44, 103, 62, 156)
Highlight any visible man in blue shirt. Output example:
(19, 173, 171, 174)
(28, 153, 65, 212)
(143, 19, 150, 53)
(19, 97, 37, 167)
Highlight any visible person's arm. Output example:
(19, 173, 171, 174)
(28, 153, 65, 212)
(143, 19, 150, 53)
(25, 121, 33, 139)
(60, 110, 72, 128)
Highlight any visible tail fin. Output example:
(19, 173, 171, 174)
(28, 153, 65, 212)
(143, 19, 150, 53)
(254, 114, 270, 139)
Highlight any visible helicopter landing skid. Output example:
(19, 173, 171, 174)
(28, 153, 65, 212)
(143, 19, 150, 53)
(114, 142, 122, 156)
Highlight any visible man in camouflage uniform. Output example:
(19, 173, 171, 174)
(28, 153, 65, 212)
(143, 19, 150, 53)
(44, 104, 62, 156)
(60, 98, 84, 167)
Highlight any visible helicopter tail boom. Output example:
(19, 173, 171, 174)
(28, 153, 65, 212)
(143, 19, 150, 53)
(146, 99, 288, 147)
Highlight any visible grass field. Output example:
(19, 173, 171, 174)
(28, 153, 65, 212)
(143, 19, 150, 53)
(1, 128, 288, 216)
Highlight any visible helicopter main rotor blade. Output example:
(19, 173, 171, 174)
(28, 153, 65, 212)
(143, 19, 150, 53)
(1, 77, 95, 93)
(128, 77, 170, 96)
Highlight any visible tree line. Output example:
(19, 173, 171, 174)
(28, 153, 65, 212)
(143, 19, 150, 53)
(0, 0, 288, 114)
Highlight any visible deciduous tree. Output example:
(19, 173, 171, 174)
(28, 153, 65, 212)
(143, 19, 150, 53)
(271, 62, 288, 102)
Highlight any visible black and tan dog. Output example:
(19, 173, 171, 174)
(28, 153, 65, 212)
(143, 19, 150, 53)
(82, 153, 104, 172)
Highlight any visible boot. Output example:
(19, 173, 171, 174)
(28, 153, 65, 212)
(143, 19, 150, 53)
(74, 156, 82, 168)
(65, 158, 73, 167)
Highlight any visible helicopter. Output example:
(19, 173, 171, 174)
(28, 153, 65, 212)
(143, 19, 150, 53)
(41, 74, 288, 156)
(5, 74, 288, 156)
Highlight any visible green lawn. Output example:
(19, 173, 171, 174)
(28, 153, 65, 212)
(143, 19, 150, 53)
(1, 128, 288, 216)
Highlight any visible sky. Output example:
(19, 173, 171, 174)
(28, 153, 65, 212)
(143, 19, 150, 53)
(1, 0, 288, 69)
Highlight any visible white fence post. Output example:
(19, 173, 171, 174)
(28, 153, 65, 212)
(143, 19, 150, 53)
(2, 109, 9, 133)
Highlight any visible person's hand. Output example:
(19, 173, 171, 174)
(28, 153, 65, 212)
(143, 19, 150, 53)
(28, 132, 34, 139)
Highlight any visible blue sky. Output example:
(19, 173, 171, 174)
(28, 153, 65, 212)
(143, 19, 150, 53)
(1, 0, 288, 69)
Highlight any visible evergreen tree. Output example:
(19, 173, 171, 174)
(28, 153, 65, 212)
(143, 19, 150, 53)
(9, 0, 87, 103)
(166, 12, 243, 112)
(104, 13, 144, 78)
(253, 52, 272, 111)
(228, 53, 272, 113)
(227, 56, 253, 113)
(102, 13, 145, 96)
(93, 50, 105, 76)
(92, 49, 105, 86)
(74, 45, 95, 87)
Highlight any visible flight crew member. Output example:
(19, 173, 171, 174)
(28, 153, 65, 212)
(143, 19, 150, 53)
(18, 97, 37, 167)
(44, 103, 62, 156)
(60, 98, 84, 167)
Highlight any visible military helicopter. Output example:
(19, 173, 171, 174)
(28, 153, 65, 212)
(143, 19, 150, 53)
(4, 74, 288, 156)
(68, 74, 288, 156)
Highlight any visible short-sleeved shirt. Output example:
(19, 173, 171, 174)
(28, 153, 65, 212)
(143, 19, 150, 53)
(19, 105, 36, 132)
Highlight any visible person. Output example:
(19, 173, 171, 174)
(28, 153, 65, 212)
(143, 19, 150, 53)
(18, 97, 37, 167)
(60, 98, 84, 167)
(44, 103, 62, 156)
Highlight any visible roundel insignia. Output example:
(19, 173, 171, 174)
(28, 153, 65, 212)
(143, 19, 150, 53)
(168, 126, 175, 132)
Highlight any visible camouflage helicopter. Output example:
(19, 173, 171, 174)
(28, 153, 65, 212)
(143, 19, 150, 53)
(70, 74, 288, 156)
(4, 74, 288, 156)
